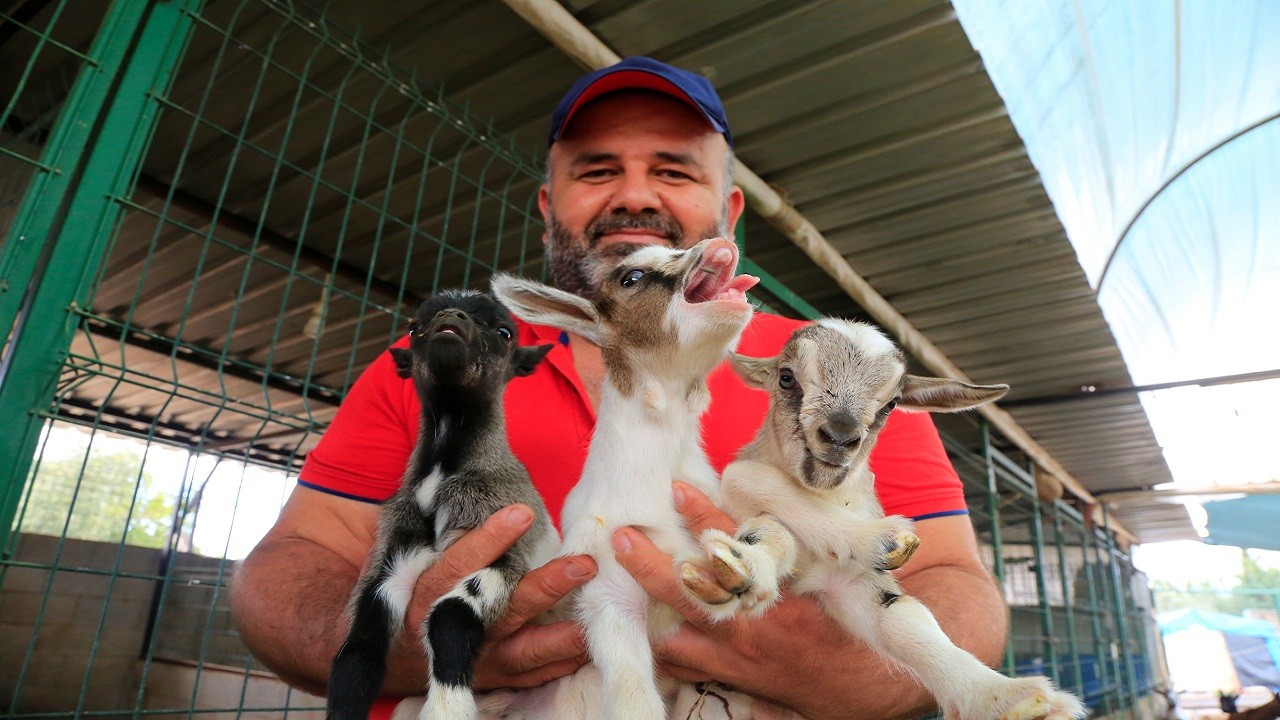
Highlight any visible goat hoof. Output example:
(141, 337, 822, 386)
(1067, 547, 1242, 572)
(999, 694, 1051, 720)
(681, 562, 734, 605)
(708, 541, 752, 595)
(880, 529, 920, 570)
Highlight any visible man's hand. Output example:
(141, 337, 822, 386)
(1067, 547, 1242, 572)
(611, 483, 1007, 720)
(392, 504, 596, 693)
(232, 489, 593, 697)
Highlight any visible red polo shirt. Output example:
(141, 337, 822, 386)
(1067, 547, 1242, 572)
(299, 312, 968, 524)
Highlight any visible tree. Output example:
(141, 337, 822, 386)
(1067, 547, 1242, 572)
(18, 448, 177, 549)
(1152, 549, 1280, 616)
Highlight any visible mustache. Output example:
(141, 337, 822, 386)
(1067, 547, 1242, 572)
(586, 212, 682, 247)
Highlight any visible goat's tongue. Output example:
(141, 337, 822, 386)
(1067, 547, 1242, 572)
(685, 246, 758, 303)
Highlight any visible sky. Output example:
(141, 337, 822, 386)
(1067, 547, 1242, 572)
(951, 0, 1280, 582)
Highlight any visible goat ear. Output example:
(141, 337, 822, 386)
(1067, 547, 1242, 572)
(899, 375, 1008, 413)
(389, 347, 413, 379)
(511, 343, 553, 378)
(728, 351, 777, 389)
(491, 274, 604, 345)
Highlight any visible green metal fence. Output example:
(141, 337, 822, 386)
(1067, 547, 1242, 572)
(0, 1, 1161, 718)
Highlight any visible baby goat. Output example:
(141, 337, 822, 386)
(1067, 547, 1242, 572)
(326, 290, 556, 720)
(681, 319, 1087, 720)
(493, 237, 758, 720)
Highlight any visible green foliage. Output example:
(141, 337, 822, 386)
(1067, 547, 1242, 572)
(1152, 549, 1280, 615)
(19, 447, 177, 549)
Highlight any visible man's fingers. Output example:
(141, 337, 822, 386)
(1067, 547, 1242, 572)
(483, 654, 589, 690)
(485, 620, 587, 674)
(673, 482, 736, 536)
(656, 661, 714, 684)
(491, 555, 596, 639)
(475, 619, 588, 691)
(416, 505, 532, 600)
(612, 528, 715, 629)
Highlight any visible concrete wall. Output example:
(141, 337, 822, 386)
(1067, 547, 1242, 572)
(1, 533, 319, 717)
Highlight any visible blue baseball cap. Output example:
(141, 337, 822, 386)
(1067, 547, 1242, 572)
(548, 56, 733, 148)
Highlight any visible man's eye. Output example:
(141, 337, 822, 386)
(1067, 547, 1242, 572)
(620, 269, 646, 288)
(496, 327, 513, 340)
(778, 369, 796, 389)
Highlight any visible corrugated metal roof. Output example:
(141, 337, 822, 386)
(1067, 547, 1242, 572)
(2, 0, 1194, 542)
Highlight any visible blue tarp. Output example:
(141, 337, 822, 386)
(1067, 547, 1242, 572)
(1203, 495, 1280, 553)
(1159, 608, 1280, 689)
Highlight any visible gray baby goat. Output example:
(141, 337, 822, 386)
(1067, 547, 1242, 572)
(679, 318, 1087, 720)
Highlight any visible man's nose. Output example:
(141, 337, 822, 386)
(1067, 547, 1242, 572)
(606, 169, 662, 215)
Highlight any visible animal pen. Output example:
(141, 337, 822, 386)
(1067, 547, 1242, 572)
(1, 1, 1162, 718)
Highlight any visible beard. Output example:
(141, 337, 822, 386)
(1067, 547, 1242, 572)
(544, 208, 729, 301)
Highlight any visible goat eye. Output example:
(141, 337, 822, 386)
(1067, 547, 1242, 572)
(407, 322, 423, 337)
(496, 326, 513, 341)
(620, 269, 646, 288)
(879, 400, 897, 417)
(778, 369, 796, 389)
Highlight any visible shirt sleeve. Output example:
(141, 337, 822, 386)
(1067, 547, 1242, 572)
(297, 339, 417, 503)
(868, 410, 969, 520)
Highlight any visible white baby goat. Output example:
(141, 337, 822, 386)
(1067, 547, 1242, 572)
(679, 319, 1087, 720)
(492, 237, 758, 720)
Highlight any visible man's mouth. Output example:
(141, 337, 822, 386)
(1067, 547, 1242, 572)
(683, 241, 759, 304)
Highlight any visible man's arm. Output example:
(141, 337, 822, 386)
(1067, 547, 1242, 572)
(614, 483, 1007, 720)
(230, 485, 595, 697)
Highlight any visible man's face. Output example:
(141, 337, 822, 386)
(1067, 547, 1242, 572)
(540, 91, 745, 299)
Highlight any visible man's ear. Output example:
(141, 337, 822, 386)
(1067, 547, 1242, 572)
(899, 375, 1009, 413)
(389, 347, 413, 379)
(491, 274, 605, 345)
(728, 351, 777, 389)
(511, 343, 553, 377)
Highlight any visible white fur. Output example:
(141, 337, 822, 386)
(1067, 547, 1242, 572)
(494, 238, 752, 720)
(376, 546, 439, 630)
(680, 319, 1085, 720)
(414, 466, 443, 510)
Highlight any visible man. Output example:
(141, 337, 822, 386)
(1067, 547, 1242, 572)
(230, 57, 1008, 720)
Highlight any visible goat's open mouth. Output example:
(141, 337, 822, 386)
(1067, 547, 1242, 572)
(683, 243, 759, 304)
(429, 322, 467, 339)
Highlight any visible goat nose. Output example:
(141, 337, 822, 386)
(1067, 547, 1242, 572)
(819, 412, 861, 449)
(435, 308, 468, 321)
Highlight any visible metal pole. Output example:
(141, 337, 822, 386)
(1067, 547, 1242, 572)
(1081, 521, 1115, 714)
(1028, 461, 1059, 684)
(1053, 509, 1085, 697)
(1102, 508, 1142, 719)
(982, 422, 1014, 675)
(0, 0, 202, 549)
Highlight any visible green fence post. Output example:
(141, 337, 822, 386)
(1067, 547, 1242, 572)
(1026, 461, 1059, 683)
(1080, 520, 1115, 713)
(981, 422, 1015, 675)
(0, 0, 201, 544)
(1102, 508, 1141, 718)
(1052, 509, 1085, 697)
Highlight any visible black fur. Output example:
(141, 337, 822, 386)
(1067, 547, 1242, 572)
(428, 597, 487, 686)
(326, 290, 555, 720)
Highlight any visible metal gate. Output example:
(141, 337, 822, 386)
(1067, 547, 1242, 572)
(0, 1, 1161, 718)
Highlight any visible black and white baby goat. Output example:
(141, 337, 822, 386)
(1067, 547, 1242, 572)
(326, 290, 556, 720)
(680, 319, 1087, 720)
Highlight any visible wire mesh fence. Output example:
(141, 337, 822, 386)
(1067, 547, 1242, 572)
(0, 1, 1161, 718)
